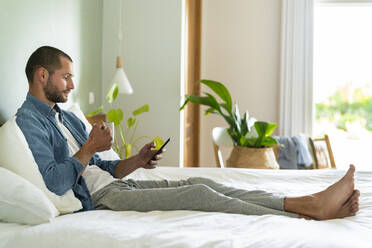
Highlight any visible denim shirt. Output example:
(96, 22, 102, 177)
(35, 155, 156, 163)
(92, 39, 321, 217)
(16, 93, 120, 211)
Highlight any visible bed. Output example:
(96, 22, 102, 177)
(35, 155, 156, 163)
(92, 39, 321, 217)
(1, 166, 372, 248)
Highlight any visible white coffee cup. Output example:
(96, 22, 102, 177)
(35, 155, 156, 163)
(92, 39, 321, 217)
(104, 122, 115, 141)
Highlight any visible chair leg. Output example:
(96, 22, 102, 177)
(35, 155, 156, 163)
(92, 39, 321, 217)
(213, 143, 222, 168)
(324, 134, 336, 169)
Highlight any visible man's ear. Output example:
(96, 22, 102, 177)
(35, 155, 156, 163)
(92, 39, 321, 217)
(34, 67, 49, 85)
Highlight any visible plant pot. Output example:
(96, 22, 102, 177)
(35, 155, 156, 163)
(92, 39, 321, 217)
(226, 146, 279, 169)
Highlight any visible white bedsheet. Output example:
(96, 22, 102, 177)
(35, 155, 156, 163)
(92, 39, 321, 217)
(1, 167, 372, 248)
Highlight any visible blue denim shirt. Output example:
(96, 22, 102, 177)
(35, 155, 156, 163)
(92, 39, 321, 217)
(16, 93, 120, 211)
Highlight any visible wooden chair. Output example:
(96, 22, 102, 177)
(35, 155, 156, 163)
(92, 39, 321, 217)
(309, 134, 336, 169)
(212, 127, 233, 168)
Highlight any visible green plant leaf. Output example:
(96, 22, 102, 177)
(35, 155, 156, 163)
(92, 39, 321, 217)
(179, 97, 190, 111)
(153, 136, 164, 150)
(180, 94, 223, 116)
(261, 136, 278, 147)
(253, 121, 277, 147)
(106, 83, 119, 104)
(223, 115, 236, 129)
(239, 136, 246, 146)
(182, 95, 218, 110)
(201, 79, 232, 113)
(133, 104, 149, 116)
(127, 117, 136, 129)
(107, 109, 124, 126)
(232, 104, 241, 133)
(220, 103, 232, 115)
(204, 107, 216, 116)
(86, 105, 104, 117)
(204, 93, 221, 112)
(124, 143, 132, 159)
(254, 121, 267, 138)
(265, 123, 277, 136)
(246, 137, 257, 147)
(227, 128, 240, 145)
(240, 111, 248, 136)
(257, 122, 277, 136)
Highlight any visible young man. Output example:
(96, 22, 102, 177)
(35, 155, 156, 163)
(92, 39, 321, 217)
(16, 46, 359, 220)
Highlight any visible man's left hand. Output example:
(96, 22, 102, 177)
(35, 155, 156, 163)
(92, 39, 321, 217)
(137, 141, 165, 169)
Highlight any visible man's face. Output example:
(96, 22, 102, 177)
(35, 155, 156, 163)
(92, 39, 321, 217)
(43, 56, 74, 103)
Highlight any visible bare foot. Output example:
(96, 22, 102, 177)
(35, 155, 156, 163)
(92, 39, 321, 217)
(311, 164, 356, 220)
(298, 190, 359, 220)
(335, 190, 360, 218)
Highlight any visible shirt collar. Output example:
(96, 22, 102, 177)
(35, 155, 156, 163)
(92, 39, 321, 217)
(26, 93, 63, 119)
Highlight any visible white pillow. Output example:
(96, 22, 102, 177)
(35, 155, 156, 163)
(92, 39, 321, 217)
(0, 167, 58, 225)
(0, 117, 82, 214)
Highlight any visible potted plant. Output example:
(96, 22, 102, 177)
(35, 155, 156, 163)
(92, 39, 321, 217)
(87, 83, 163, 159)
(180, 80, 279, 169)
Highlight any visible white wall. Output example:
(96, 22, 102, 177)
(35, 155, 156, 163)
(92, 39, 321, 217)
(200, 0, 282, 166)
(102, 0, 182, 166)
(0, 0, 103, 123)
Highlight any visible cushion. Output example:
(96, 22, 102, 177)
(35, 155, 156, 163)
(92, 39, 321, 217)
(0, 116, 82, 214)
(0, 167, 58, 225)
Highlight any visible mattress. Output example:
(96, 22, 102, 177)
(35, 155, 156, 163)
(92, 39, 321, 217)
(1, 167, 372, 248)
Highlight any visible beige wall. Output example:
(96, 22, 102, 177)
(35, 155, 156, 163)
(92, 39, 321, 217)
(200, 0, 282, 166)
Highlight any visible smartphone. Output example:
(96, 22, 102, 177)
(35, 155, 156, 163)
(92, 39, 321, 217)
(148, 138, 170, 164)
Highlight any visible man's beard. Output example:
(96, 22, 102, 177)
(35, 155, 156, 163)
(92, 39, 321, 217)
(44, 78, 68, 103)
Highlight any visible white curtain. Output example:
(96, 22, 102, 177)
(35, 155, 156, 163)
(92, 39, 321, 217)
(279, 0, 314, 136)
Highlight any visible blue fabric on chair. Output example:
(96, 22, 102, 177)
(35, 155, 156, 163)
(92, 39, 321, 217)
(273, 136, 298, 169)
(274, 135, 313, 169)
(293, 134, 313, 169)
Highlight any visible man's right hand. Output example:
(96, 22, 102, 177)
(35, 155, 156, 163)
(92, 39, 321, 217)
(73, 121, 113, 171)
(87, 121, 113, 152)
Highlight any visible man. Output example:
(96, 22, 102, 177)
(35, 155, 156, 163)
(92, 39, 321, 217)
(17, 46, 359, 220)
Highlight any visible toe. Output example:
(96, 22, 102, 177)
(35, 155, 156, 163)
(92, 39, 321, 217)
(344, 190, 359, 206)
(355, 189, 360, 197)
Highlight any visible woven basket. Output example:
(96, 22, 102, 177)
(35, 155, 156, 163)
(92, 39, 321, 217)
(226, 146, 279, 169)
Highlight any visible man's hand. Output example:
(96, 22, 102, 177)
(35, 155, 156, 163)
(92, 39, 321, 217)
(137, 141, 165, 169)
(113, 141, 165, 179)
(87, 121, 113, 152)
(74, 121, 113, 169)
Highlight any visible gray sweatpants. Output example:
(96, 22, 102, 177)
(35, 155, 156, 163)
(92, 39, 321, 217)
(91, 177, 298, 218)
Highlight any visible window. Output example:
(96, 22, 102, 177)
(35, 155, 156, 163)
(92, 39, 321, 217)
(313, 2, 372, 170)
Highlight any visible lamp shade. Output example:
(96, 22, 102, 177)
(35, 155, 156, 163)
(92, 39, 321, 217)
(111, 56, 133, 94)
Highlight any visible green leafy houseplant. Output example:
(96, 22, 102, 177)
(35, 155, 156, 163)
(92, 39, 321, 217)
(87, 83, 163, 159)
(180, 79, 279, 148)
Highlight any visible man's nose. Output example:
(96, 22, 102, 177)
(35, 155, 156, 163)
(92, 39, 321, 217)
(68, 78, 75, 90)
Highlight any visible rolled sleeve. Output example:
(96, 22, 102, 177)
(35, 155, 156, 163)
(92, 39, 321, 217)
(90, 154, 120, 177)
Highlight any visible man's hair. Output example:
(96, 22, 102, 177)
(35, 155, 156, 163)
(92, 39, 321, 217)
(25, 46, 72, 83)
